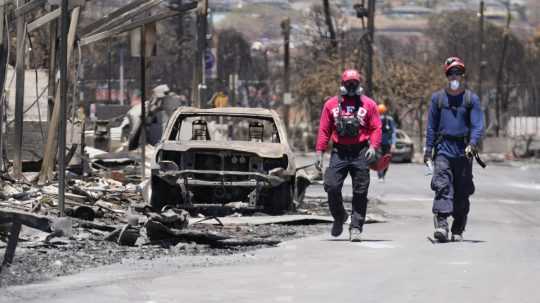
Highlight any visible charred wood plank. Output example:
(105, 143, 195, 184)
(72, 218, 118, 232)
(27, 8, 60, 32)
(215, 238, 281, 247)
(0, 209, 52, 233)
(145, 220, 229, 244)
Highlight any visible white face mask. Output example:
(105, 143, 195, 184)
(449, 80, 460, 90)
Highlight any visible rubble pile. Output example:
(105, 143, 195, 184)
(0, 148, 386, 287)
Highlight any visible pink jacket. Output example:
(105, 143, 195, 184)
(315, 95, 382, 152)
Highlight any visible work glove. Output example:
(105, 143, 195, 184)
(365, 147, 376, 162)
(423, 149, 432, 165)
(465, 144, 477, 159)
(315, 152, 324, 171)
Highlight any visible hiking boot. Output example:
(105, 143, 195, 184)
(349, 228, 362, 242)
(451, 234, 463, 242)
(331, 214, 349, 237)
(433, 214, 449, 242)
(451, 216, 467, 237)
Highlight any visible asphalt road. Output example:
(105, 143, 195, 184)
(2, 161, 540, 303)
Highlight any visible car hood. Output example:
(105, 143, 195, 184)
(159, 140, 290, 158)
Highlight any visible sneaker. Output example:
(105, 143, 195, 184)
(434, 228, 449, 242)
(331, 214, 349, 237)
(349, 228, 362, 242)
(451, 234, 463, 242)
(433, 214, 449, 242)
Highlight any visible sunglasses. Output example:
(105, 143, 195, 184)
(447, 69, 464, 76)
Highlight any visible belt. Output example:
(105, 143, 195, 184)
(333, 142, 368, 152)
(440, 134, 469, 142)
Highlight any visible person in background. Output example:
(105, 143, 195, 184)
(377, 104, 396, 182)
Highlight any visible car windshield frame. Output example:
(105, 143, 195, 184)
(167, 113, 282, 144)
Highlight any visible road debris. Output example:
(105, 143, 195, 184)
(0, 145, 387, 287)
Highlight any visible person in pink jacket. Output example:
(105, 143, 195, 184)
(315, 69, 382, 242)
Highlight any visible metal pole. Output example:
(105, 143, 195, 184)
(108, 39, 112, 103)
(200, 0, 208, 108)
(119, 48, 125, 105)
(58, 0, 69, 216)
(494, 2, 511, 137)
(478, 1, 487, 126)
(14, 1, 27, 179)
(366, 0, 376, 97)
(281, 18, 290, 131)
(140, 25, 146, 178)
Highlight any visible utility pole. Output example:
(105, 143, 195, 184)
(58, 0, 69, 216)
(323, 0, 337, 53)
(13, 1, 27, 179)
(119, 48, 125, 105)
(281, 18, 291, 132)
(192, 0, 208, 108)
(478, 1, 487, 128)
(0, 4, 6, 172)
(108, 39, 112, 103)
(140, 25, 146, 178)
(366, 0, 376, 97)
(495, 2, 511, 137)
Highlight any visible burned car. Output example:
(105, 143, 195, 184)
(150, 107, 297, 214)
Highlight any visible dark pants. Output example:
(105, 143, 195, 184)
(377, 144, 391, 179)
(324, 144, 371, 231)
(431, 154, 475, 234)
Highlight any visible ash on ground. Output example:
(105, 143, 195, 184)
(0, 194, 386, 288)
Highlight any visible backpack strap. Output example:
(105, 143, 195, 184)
(464, 89, 473, 143)
(435, 89, 474, 143)
(433, 89, 446, 135)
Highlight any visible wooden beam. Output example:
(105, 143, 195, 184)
(14, 0, 46, 16)
(39, 6, 80, 184)
(47, 17, 57, 119)
(81, 11, 177, 46)
(79, 0, 148, 35)
(27, 7, 60, 32)
(80, 2, 198, 47)
(84, 0, 162, 37)
(26, 0, 85, 32)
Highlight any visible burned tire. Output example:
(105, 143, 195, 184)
(150, 176, 183, 211)
(262, 181, 293, 215)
